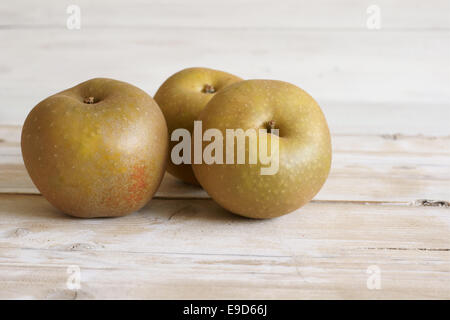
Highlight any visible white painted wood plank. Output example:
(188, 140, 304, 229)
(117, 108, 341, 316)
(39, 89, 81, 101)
(1, 29, 449, 133)
(0, 195, 448, 299)
(1, 246, 448, 299)
(1, 126, 449, 202)
(1, 0, 449, 29)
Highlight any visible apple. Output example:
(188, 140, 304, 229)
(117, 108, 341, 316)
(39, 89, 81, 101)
(192, 80, 332, 219)
(154, 67, 242, 185)
(21, 78, 168, 218)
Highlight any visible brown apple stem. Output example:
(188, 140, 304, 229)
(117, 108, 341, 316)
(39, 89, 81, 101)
(202, 84, 216, 94)
(266, 120, 279, 136)
(84, 97, 95, 104)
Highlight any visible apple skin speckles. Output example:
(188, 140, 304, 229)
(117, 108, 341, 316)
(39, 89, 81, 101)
(21, 78, 168, 218)
(192, 80, 332, 219)
(154, 67, 242, 185)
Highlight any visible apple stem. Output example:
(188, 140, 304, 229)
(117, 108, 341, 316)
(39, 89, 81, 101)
(202, 84, 216, 94)
(266, 120, 279, 136)
(84, 97, 95, 104)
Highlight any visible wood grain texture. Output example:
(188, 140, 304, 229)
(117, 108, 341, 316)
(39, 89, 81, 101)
(0, 195, 449, 299)
(0, 123, 448, 298)
(1, 0, 449, 29)
(1, 29, 449, 131)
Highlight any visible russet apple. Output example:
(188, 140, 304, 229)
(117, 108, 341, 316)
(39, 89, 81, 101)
(192, 80, 332, 219)
(21, 78, 168, 218)
(154, 67, 242, 185)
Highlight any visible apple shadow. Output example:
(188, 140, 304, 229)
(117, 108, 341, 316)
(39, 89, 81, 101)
(1, 193, 266, 225)
(149, 173, 264, 223)
(141, 196, 267, 225)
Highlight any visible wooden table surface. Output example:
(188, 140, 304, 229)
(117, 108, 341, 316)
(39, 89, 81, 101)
(0, 0, 449, 299)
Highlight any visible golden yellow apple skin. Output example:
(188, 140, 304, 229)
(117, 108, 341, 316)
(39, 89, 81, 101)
(21, 78, 168, 218)
(154, 67, 242, 185)
(192, 80, 332, 219)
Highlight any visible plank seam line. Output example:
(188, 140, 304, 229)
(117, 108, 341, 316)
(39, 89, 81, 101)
(1, 25, 450, 32)
(363, 247, 450, 252)
(0, 193, 449, 208)
(0, 246, 292, 259)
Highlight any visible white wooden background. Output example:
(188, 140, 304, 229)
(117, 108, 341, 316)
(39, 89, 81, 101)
(0, 0, 449, 299)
